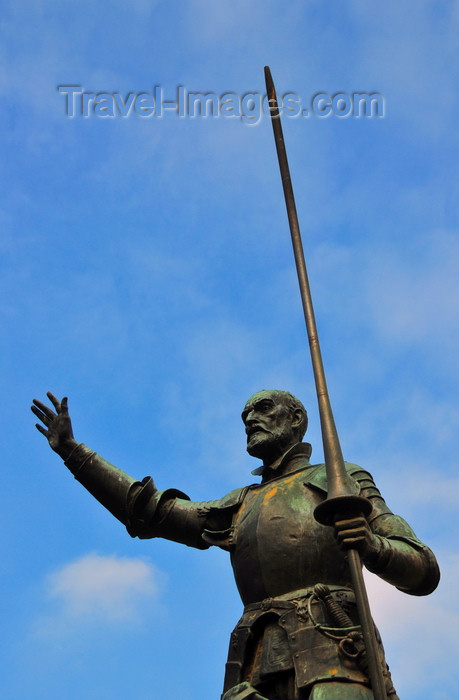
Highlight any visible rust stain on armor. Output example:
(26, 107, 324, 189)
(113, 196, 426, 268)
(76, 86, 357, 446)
(263, 486, 279, 502)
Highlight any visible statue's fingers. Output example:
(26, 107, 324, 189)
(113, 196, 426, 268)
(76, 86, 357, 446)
(335, 517, 364, 530)
(35, 423, 48, 436)
(61, 396, 69, 413)
(47, 392, 61, 412)
(340, 536, 364, 550)
(334, 523, 356, 539)
(335, 527, 365, 546)
(31, 404, 51, 426)
(32, 398, 56, 420)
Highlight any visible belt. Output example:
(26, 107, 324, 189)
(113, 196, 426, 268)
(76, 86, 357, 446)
(243, 584, 353, 613)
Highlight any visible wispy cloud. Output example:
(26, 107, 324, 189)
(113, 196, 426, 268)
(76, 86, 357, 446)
(39, 553, 163, 629)
(348, 1, 459, 138)
(363, 230, 459, 347)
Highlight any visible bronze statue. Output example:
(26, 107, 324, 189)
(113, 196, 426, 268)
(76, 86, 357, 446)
(31, 388, 439, 700)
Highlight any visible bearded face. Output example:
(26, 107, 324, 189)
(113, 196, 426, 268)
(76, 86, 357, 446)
(242, 391, 300, 464)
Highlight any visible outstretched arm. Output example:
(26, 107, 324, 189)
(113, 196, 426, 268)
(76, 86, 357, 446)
(31, 392, 199, 543)
(32, 392, 144, 526)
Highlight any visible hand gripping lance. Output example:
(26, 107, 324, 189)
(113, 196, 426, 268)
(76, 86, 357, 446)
(264, 66, 387, 700)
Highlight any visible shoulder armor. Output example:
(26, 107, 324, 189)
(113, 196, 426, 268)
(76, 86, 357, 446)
(198, 486, 249, 515)
(304, 462, 362, 497)
(200, 486, 248, 550)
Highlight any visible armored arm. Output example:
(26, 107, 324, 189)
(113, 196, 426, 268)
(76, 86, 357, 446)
(64, 442, 207, 545)
(32, 392, 208, 547)
(352, 468, 440, 596)
(62, 442, 180, 530)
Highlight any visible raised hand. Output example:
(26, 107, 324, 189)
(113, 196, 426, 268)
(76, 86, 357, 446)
(31, 392, 76, 459)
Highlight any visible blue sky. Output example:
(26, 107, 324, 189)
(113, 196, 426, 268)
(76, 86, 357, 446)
(1, 1, 458, 699)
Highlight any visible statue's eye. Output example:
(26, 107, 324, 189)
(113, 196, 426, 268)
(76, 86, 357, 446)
(258, 401, 273, 412)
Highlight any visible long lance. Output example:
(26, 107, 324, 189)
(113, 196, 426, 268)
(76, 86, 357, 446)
(264, 66, 387, 700)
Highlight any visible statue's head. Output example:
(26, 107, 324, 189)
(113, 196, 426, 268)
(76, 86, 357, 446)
(241, 390, 308, 464)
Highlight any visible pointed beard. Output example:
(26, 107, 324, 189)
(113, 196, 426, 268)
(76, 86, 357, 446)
(247, 425, 296, 461)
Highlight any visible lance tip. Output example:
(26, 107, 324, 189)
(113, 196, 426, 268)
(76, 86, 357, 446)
(264, 66, 277, 107)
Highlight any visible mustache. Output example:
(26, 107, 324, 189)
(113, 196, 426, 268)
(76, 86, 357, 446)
(246, 425, 272, 439)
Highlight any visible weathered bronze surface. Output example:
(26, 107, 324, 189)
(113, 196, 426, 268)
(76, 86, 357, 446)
(31, 389, 439, 699)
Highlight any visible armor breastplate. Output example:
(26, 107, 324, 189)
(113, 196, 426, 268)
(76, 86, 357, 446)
(229, 467, 352, 605)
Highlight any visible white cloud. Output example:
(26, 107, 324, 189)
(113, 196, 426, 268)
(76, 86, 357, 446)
(365, 552, 457, 698)
(45, 553, 162, 624)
